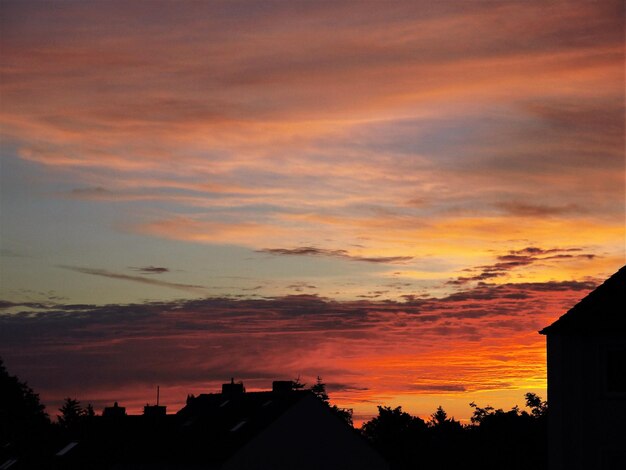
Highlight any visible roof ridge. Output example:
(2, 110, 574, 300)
(539, 265, 626, 334)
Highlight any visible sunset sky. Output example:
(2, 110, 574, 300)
(1, 0, 624, 424)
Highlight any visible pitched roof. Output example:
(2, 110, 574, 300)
(221, 393, 389, 470)
(48, 381, 387, 469)
(70, 389, 321, 468)
(175, 389, 312, 464)
(540, 265, 626, 335)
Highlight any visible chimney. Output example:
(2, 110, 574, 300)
(143, 404, 167, 417)
(222, 377, 245, 396)
(143, 385, 167, 417)
(272, 380, 295, 394)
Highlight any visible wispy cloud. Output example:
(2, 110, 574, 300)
(68, 187, 113, 199)
(1, 0, 622, 267)
(448, 246, 598, 285)
(0, 300, 55, 310)
(129, 266, 170, 275)
(495, 202, 585, 217)
(58, 266, 204, 293)
(259, 246, 413, 264)
(285, 282, 318, 292)
(407, 384, 467, 393)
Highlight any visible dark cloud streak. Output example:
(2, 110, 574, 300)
(259, 246, 413, 264)
(130, 266, 170, 274)
(58, 266, 204, 293)
(495, 201, 585, 217)
(449, 246, 598, 285)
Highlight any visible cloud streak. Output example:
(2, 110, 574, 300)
(495, 202, 585, 217)
(1, 0, 622, 269)
(448, 246, 599, 285)
(130, 266, 170, 275)
(259, 247, 413, 264)
(58, 266, 205, 294)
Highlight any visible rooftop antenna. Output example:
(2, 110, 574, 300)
(157, 385, 160, 406)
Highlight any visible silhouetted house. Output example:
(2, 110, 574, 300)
(540, 265, 626, 470)
(56, 400, 177, 469)
(54, 380, 388, 469)
(143, 404, 166, 418)
(102, 401, 126, 419)
(144, 385, 167, 418)
(177, 380, 389, 470)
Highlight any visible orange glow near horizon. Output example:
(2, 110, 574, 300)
(2, 277, 602, 424)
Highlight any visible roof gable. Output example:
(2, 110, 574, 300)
(222, 394, 389, 470)
(175, 390, 311, 463)
(540, 265, 626, 335)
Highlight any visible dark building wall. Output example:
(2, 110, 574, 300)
(547, 333, 626, 470)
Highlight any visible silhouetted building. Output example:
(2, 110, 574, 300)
(53, 380, 388, 469)
(221, 377, 246, 397)
(102, 401, 126, 418)
(540, 265, 626, 470)
(143, 404, 167, 418)
(144, 385, 167, 417)
(177, 380, 389, 470)
(271, 380, 295, 394)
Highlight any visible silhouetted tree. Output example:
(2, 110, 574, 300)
(362, 405, 427, 442)
(429, 405, 448, 426)
(330, 404, 354, 427)
(0, 357, 52, 465)
(469, 393, 547, 425)
(58, 397, 83, 430)
(525, 392, 547, 418)
(361, 405, 427, 469)
(291, 375, 306, 390)
(468, 402, 496, 425)
(429, 405, 462, 431)
(466, 394, 548, 470)
(85, 402, 96, 418)
(309, 376, 353, 426)
(0, 358, 49, 429)
(58, 397, 96, 438)
(311, 376, 329, 403)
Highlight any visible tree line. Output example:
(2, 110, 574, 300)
(306, 374, 547, 469)
(360, 394, 547, 469)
